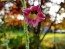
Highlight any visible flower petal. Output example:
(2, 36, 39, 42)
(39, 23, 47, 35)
(38, 12, 45, 17)
(33, 12, 45, 23)
(32, 20, 38, 27)
(26, 18, 32, 25)
(23, 8, 31, 16)
(37, 5, 42, 12)
(31, 5, 38, 11)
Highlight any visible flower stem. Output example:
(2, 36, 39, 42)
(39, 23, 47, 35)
(24, 20, 29, 49)
(21, 0, 29, 49)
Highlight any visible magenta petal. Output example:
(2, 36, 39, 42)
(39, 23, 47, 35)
(32, 20, 38, 27)
(26, 18, 32, 25)
(23, 8, 31, 16)
(37, 5, 42, 12)
(31, 5, 38, 11)
(38, 12, 45, 18)
(36, 12, 45, 22)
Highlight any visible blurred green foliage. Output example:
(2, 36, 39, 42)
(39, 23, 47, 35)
(0, 32, 65, 49)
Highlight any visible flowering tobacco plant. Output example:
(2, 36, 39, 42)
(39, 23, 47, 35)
(23, 5, 45, 27)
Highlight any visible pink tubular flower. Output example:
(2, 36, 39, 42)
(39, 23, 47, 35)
(23, 5, 45, 27)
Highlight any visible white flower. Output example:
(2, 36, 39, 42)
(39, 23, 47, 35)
(50, 0, 64, 4)
(0, 9, 5, 15)
(34, 0, 39, 6)
(49, 4, 60, 13)
(50, 15, 56, 21)
(17, 14, 24, 20)
(45, 2, 53, 7)
(28, 0, 34, 5)
(61, 13, 65, 18)
(41, 5, 46, 8)
(34, 0, 41, 6)
(50, 13, 65, 24)
(5, 2, 13, 10)
(0, 18, 4, 24)
(49, 11, 57, 17)
(5, 2, 13, 8)
(0, 19, 2, 23)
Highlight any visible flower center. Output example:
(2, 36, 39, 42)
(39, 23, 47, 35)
(31, 10, 38, 14)
(28, 10, 38, 20)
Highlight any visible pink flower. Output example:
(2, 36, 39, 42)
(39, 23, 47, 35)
(23, 5, 45, 27)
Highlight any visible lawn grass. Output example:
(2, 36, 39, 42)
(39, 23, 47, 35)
(0, 32, 65, 49)
(40, 33, 65, 48)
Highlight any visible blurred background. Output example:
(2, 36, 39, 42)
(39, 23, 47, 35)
(0, 0, 65, 49)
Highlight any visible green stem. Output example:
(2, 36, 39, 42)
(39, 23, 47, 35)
(21, 0, 29, 49)
(24, 20, 29, 49)
(25, 28, 29, 49)
(21, 0, 26, 9)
